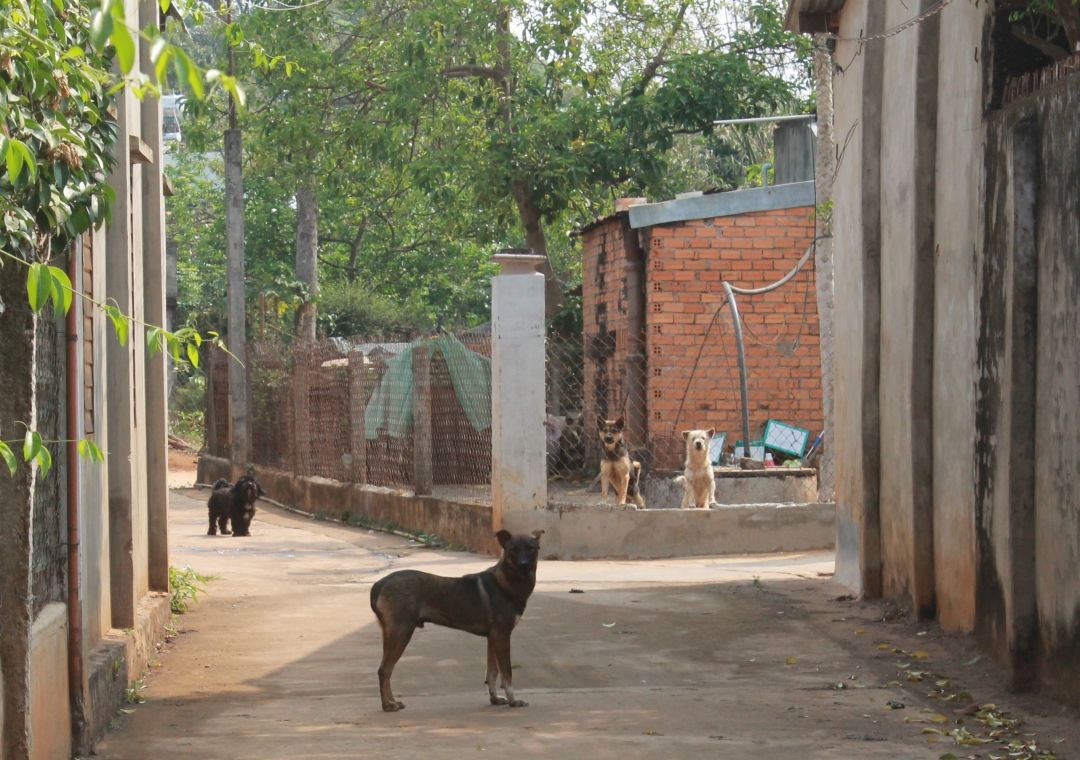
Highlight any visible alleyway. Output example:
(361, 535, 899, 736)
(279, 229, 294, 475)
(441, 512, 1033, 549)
(97, 489, 1080, 760)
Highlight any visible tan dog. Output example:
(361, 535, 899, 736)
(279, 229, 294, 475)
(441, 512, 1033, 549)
(597, 417, 645, 508)
(676, 429, 716, 508)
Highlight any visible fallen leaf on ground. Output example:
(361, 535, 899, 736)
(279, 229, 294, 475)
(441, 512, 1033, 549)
(786, 658, 797, 665)
(914, 651, 931, 659)
(602, 622, 616, 627)
(856, 628, 866, 634)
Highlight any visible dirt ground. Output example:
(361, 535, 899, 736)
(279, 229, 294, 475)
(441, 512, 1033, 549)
(167, 450, 199, 489)
(95, 486, 1080, 760)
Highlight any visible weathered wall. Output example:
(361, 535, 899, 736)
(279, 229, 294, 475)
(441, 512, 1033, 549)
(876, 0, 940, 618)
(980, 73, 1080, 705)
(831, 0, 883, 596)
(27, 605, 69, 760)
(930, 0, 985, 632)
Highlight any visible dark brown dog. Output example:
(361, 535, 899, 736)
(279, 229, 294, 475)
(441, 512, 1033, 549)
(369, 529, 544, 712)
(597, 417, 645, 507)
(206, 476, 263, 537)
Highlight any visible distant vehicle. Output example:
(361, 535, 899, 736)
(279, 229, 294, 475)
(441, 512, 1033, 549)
(162, 94, 185, 145)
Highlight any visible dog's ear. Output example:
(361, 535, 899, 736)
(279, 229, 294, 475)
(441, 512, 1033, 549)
(615, 417, 624, 430)
(495, 529, 512, 548)
(530, 529, 545, 541)
(706, 428, 715, 439)
(596, 417, 606, 430)
(681, 430, 691, 441)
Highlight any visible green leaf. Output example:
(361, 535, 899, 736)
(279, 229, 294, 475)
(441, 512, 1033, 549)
(186, 341, 199, 368)
(7, 138, 24, 182)
(158, 0, 171, 13)
(36, 445, 52, 480)
(106, 305, 129, 346)
(48, 266, 73, 315)
(165, 332, 180, 361)
(23, 430, 41, 463)
(26, 263, 53, 313)
(111, 23, 135, 74)
(10, 140, 36, 180)
(89, 8, 114, 51)
(146, 326, 162, 356)
(0, 441, 17, 476)
(78, 439, 104, 464)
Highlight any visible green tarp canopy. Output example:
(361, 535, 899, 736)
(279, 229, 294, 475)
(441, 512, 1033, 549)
(364, 334, 491, 439)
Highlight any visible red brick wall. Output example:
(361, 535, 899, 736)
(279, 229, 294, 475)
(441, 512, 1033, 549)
(643, 207, 822, 468)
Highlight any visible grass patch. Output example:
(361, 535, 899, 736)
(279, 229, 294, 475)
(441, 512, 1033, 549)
(169, 566, 215, 614)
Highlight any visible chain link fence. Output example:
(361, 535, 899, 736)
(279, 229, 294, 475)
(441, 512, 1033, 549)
(31, 306, 67, 618)
(222, 329, 495, 503)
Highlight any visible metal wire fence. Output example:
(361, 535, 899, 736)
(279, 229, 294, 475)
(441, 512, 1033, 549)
(227, 330, 495, 502)
(31, 306, 67, 617)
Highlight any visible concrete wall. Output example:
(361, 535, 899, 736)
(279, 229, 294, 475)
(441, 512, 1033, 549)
(503, 502, 835, 560)
(200, 455, 834, 561)
(979, 73, 1080, 704)
(824, 0, 1080, 706)
(27, 606, 69, 760)
(641, 469, 819, 509)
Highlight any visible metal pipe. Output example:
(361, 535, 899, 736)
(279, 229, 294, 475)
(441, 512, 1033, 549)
(761, 162, 773, 187)
(729, 239, 817, 296)
(722, 282, 754, 462)
(713, 114, 815, 126)
(66, 237, 85, 736)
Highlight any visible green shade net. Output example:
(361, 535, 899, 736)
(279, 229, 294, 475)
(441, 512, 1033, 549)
(364, 334, 491, 440)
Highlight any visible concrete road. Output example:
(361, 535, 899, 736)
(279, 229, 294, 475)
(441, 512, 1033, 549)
(96, 489, 1080, 760)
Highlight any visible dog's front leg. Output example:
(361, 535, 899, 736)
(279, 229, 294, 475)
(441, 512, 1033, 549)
(486, 637, 506, 705)
(492, 634, 527, 707)
(600, 474, 610, 505)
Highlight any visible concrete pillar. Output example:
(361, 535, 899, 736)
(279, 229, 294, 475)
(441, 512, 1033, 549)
(139, 8, 169, 592)
(412, 342, 433, 496)
(491, 251, 548, 532)
(293, 348, 311, 476)
(105, 81, 143, 630)
(621, 218, 648, 461)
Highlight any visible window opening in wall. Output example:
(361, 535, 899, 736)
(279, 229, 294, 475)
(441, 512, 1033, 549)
(990, 1, 1078, 108)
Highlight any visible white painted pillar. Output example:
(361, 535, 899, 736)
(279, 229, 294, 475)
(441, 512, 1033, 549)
(491, 251, 547, 531)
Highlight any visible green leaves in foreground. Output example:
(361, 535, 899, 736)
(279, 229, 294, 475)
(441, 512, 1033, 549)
(26, 263, 73, 315)
(0, 435, 102, 478)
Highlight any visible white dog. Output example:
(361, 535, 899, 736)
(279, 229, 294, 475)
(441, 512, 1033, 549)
(675, 429, 716, 508)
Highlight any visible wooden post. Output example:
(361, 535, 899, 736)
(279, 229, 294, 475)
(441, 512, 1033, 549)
(412, 342, 433, 496)
(347, 351, 369, 483)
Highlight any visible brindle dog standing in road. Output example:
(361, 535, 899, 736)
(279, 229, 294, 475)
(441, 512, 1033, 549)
(369, 529, 545, 712)
(597, 417, 645, 508)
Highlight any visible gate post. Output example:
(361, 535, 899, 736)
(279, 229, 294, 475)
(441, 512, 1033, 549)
(491, 251, 548, 531)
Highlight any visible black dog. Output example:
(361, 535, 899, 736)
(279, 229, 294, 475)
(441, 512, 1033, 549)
(207, 476, 264, 537)
(370, 529, 544, 712)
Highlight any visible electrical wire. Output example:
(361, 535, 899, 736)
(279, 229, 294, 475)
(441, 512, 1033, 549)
(826, 0, 956, 43)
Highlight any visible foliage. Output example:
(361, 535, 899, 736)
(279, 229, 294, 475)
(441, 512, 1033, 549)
(170, 0, 810, 334)
(316, 280, 430, 339)
(169, 565, 212, 613)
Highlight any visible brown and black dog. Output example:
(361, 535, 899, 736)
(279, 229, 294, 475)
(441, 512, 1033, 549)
(369, 529, 544, 712)
(597, 417, 645, 508)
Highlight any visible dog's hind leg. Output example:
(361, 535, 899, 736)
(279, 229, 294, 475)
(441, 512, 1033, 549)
(377, 622, 414, 712)
(218, 514, 232, 535)
(207, 510, 217, 536)
(492, 634, 527, 707)
(486, 637, 506, 705)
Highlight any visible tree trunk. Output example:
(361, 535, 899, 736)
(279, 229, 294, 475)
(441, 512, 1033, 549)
(1053, 0, 1080, 54)
(295, 181, 319, 343)
(812, 35, 836, 501)
(513, 180, 565, 319)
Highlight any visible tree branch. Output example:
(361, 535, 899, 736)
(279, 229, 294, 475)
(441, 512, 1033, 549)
(442, 65, 503, 80)
(638, 0, 691, 91)
(1053, 0, 1080, 53)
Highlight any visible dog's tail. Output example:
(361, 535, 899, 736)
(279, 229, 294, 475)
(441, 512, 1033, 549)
(211, 478, 231, 490)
